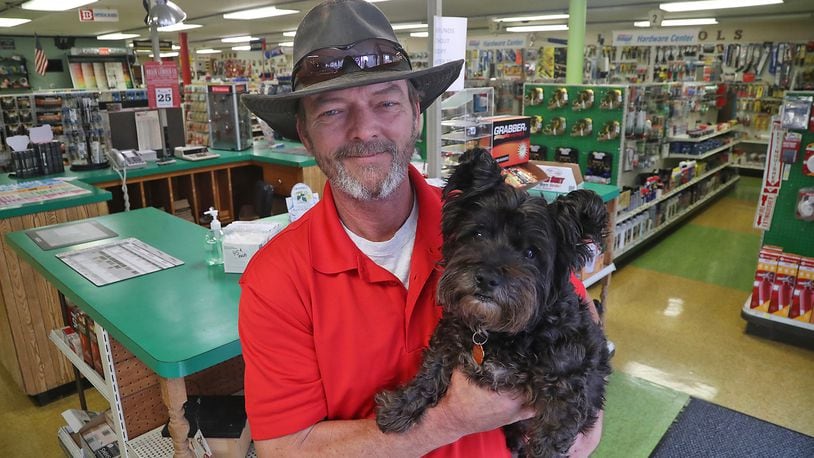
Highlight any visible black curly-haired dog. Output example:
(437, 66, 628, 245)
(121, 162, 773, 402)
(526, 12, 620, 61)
(376, 149, 612, 457)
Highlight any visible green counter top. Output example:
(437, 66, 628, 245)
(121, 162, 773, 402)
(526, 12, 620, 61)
(5, 207, 246, 378)
(0, 178, 111, 219)
(530, 182, 620, 204)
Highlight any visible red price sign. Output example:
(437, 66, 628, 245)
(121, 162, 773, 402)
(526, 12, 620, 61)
(143, 61, 180, 110)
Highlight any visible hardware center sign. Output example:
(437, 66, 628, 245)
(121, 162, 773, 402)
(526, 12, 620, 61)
(143, 62, 180, 109)
(612, 28, 700, 46)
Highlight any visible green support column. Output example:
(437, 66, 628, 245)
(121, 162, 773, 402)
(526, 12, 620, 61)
(565, 0, 587, 84)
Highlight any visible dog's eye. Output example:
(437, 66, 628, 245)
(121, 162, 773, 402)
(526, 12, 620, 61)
(524, 248, 536, 259)
(473, 229, 484, 238)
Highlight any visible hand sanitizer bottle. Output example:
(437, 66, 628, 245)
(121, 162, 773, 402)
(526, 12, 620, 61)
(203, 207, 224, 266)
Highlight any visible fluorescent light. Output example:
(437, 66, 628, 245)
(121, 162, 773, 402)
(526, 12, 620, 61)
(493, 14, 569, 22)
(660, 0, 783, 12)
(635, 17, 718, 26)
(196, 49, 222, 54)
(365, 1, 390, 3)
(410, 32, 429, 38)
(282, 31, 296, 37)
(223, 6, 299, 20)
(97, 33, 140, 40)
(21, 0, 97, 11)
(506, 24, 568, 32)
(391, 23, 427, 30)
(171, 44, 180, 50)
(232, 45, 251, 51)
(157, 22, 202, 32)
(277, 42, 294, 47)
(135, 49, 151, 54)
(150, 52, 179, 58)
(221, 36, 256, 43)
(0, 18, 31, 27)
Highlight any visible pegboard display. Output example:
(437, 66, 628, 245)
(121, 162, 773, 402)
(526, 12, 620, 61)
(523, 83, 626, 186)
(762, 92, 814, 256)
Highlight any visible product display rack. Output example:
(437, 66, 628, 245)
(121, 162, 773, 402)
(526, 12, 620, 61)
(523, 83, 627, 186)
(742, 91, 814, 344)
(0, 55, 31, 91)
(183, 83, 210, 147)
(439, 87, 495, 178)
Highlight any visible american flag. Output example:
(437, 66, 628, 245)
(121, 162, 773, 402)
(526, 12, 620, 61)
(34, 34, 48, 76)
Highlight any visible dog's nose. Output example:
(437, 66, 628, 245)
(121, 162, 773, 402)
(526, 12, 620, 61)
(475, 270, 502, 290)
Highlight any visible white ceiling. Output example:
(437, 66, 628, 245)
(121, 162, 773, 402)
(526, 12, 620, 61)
(0, 0, 812, 49)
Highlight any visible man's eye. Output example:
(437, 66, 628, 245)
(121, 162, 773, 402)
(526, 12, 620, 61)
(381, 101, 399, 108)
(319, 109, 340, 118)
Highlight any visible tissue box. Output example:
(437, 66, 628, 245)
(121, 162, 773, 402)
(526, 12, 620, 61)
(222, 221, 283, 273)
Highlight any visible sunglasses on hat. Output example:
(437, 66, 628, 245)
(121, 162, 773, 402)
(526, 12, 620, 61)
(292, 38, 412, 89)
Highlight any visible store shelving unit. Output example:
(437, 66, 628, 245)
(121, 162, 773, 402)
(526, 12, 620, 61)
(439, 87, 494, 178)
(742, 92, 814, 346)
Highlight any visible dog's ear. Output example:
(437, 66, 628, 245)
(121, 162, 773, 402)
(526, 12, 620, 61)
(549, 189, 609, 271)
(442, 148, 505, 200)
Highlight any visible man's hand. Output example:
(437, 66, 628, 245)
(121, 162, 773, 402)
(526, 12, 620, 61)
(430, 369, 536, 441)
(567, 410, 604, 458)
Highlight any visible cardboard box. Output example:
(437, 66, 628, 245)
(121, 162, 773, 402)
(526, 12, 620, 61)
(80, 411, 120, 458)
(750, 246, 782, 312)
(529, 161, 584, 193)
(206, 422, 251, 458)
(790, 256, 814, 322)
(579, 243, 606, 284)
(502, 162, 549, 190)
(487, 116, 531, 167)
(769, 253, 800, 317)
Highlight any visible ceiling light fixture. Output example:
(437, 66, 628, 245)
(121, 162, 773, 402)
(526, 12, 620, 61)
(391, 23, 428, 30)
(221, 36, 257, 43)
(283, 31, 296, 37)
(659, 0, 783, 12)
(506, 24, 569, 32)
(223, 6, 299, 20)
(493, 14, 569, 22)
(21, 0, 96, 11)
(278, 42, 294, 47)
(232, 45, 251, 51)
(147, 0, 186, 28)
(157, 22, 202, 32)
(410, 31, 429, 38)
(0, 18, 31, 27)
(97, 33, 140, 40)
(635, 17, 718, 27)
(196, 49, 222, 54)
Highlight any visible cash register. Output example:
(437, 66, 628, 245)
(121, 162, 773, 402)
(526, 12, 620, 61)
(174, 146, 221, 161)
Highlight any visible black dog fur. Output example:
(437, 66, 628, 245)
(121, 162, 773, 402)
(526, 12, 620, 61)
(376, 149, 612, 457)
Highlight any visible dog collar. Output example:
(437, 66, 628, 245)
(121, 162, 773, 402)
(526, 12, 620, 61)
(471, 330, 489, 365)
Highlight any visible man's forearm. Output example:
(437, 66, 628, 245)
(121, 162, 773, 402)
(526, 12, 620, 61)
(255, 407, 462, 458)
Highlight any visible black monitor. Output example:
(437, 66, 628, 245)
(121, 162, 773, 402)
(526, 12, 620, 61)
(107, 107, 185, 152)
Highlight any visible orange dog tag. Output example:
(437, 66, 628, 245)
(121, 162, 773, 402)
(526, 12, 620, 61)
(472, 344, 484, 365)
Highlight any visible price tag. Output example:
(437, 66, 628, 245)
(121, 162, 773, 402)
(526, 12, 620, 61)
(155, 87, 174, 108)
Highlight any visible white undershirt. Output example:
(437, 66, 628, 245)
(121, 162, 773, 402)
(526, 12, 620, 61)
(343, 196, 418, 288)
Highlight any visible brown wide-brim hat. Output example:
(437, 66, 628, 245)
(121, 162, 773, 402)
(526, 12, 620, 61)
(241, 0, 464, 142)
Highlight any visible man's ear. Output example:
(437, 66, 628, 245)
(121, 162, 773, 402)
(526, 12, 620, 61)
(550, 189, 609, 270)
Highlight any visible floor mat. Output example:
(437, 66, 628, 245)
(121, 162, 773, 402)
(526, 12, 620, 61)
(651, 398, 814, 457)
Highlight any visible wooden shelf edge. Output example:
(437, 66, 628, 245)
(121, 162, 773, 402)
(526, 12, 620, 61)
(583, 263, 616, 289)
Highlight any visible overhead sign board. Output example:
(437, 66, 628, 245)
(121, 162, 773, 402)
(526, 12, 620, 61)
(78, 8, 119, 22)
(612, 28, 699, 46)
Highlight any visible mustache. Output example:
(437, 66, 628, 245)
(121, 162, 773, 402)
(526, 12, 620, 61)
(335, 139, 398, 159)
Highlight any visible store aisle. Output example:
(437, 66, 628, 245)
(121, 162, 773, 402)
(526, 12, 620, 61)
(594, 176, 814, 438)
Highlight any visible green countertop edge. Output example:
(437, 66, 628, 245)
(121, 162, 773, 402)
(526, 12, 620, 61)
(594, 371, 689, 458)
(3, 207, 245, 378)
(0, 179, 111, 219)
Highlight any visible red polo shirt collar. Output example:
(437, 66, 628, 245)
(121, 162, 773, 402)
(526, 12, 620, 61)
(309, 165, 443, 281)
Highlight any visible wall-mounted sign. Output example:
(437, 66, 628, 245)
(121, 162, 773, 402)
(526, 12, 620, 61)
(612, 28, 700, 46)
(433, 16, 467, 91)
(78, 8, 119, 22)
(70, 47, 130, 56)
(0, 39, 14, 50)
(144, 61, 180, 109)
(250, 39, 266, 51)
(467, 34, 528, 50)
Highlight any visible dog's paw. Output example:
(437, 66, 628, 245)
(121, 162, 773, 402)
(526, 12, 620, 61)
(374, 391, 416, 433)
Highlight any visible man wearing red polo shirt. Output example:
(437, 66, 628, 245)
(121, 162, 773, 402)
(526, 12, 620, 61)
(239, 1, 602, 457)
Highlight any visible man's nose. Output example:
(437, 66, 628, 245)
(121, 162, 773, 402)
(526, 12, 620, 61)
(347, 107, 379, 142)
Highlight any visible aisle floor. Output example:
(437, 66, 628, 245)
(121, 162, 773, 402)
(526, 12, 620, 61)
(0, 176, 811, 457)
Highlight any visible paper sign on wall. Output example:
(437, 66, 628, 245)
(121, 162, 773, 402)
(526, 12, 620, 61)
(432, 16, 467, 91)
(143, 61, 180, 109)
